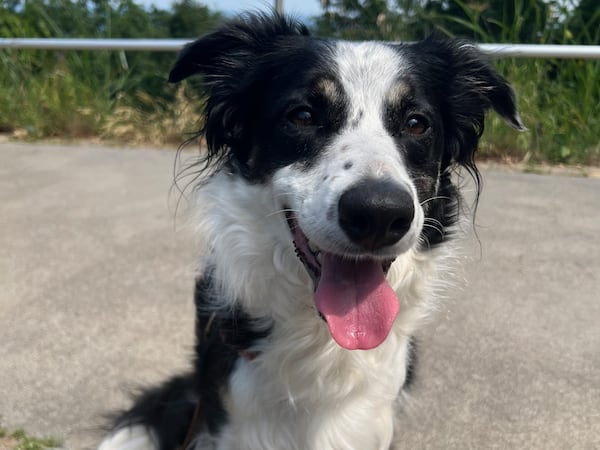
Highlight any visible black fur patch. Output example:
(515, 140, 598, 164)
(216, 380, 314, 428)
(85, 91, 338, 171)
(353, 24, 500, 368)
(108, 374, 197, 450)
(192, 274, 271, 435)
(404, 337, 418, 389)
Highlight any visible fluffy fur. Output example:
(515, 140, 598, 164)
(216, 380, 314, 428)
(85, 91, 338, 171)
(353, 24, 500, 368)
(99, 13, 523, 450)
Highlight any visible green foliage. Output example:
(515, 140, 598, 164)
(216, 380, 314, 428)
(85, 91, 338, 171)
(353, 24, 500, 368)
(317, 0, 406, 40)
(0, 0, 221, 143)
(0, 427, 61, 450)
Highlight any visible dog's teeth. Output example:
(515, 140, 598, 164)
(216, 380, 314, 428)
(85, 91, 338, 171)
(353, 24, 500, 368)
(308, 241, 319, 254)
(315, 251, 322, 263)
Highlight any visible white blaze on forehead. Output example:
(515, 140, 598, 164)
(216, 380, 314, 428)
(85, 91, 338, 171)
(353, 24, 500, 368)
(327, 41, 413, 185)
(333, 41, 404, 129)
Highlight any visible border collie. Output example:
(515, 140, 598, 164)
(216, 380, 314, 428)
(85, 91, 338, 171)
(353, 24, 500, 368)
(99, 12, 523, 450)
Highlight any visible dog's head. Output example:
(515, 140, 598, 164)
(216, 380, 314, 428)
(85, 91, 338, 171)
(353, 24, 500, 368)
(170, 13, 523, 350)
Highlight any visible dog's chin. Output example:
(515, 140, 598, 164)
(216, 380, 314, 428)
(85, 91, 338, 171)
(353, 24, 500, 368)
(285, 211, 400, 351)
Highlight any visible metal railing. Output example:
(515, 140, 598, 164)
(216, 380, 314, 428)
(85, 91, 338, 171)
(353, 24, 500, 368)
(1, 38, 600, 59)
(0, 38, 188, 52)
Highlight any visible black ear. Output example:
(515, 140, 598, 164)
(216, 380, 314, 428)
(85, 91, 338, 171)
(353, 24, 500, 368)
(446, 39, 525, 166)
(168, 12, 309, 83)
(411, 37, 525, 171)
(446, 40, 526, 131)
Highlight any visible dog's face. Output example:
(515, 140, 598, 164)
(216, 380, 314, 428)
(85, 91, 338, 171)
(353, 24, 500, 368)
(170, 14, 523, 351)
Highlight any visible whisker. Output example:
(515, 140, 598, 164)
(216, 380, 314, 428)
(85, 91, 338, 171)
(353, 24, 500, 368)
(422, 222, 444, 237)
(265, 207, 298, 218)
(418, 233, 432, 250)
(420, 195, 452, 206)
(424, 217, 444, 229)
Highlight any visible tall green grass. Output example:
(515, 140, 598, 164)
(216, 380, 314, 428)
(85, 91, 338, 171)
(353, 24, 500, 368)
(0, 0, 213, 145)
(1, 49, 108, 138)
(0, 47, 203, 144)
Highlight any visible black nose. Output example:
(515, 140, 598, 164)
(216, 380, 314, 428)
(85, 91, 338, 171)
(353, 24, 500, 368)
(338, 179, 415, 250)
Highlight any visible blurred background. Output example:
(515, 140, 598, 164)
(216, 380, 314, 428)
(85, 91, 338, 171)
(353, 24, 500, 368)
(1, 0, 598, 165)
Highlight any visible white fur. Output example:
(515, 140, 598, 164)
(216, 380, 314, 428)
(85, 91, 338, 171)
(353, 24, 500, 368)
(98, 425, 158, 450)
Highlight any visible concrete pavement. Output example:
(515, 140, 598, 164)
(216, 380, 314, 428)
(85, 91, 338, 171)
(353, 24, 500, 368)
(1, 142, 599, 449)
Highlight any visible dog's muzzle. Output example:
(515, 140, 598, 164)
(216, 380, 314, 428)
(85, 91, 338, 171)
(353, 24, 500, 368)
(284, 179, 415, 351)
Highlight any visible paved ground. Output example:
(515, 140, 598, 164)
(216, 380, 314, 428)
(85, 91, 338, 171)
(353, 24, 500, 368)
(1, 142, 599, 449)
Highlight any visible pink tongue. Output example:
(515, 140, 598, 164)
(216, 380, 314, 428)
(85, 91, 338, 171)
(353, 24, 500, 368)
(315, 253, 400, 350)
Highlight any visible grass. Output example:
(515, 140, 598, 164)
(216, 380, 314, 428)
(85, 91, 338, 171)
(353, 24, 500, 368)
(0, 428, 61, 450)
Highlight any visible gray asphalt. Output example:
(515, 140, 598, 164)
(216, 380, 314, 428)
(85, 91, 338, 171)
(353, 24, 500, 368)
(1, 142, 599, 449)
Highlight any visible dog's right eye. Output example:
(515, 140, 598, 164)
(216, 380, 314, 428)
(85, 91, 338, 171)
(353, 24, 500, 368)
(287, 108, 314, 127)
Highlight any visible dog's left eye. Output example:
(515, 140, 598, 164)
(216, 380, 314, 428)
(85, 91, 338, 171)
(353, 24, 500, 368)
(404, 115, 429, 135)
(287, 108, 314, 127)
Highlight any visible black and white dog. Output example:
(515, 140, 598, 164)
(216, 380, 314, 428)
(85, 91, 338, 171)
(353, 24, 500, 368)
(100, 13, 523, 450)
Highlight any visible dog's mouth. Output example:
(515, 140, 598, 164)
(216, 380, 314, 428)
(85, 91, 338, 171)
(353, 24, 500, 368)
(285, 211, 400, 351)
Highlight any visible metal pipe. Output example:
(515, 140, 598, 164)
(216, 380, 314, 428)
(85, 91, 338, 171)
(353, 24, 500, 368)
(0, 38, 189, 52)
(1, 38, 600, 59)
(478, 43, 600, 59)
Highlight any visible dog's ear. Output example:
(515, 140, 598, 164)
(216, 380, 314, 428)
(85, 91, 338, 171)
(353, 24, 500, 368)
(168, 13, 309, 169)
(168, 13, 309, 83)
(412, 38, 525, 170)
(446, 40, 525, 127)
(447, 40, 525, 167)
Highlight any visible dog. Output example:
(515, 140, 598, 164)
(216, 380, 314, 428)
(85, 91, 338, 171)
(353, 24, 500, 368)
(99, 12, 524, 450)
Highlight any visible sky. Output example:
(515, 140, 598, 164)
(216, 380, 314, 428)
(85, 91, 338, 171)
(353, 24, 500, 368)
(139, 0, 323, 19)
